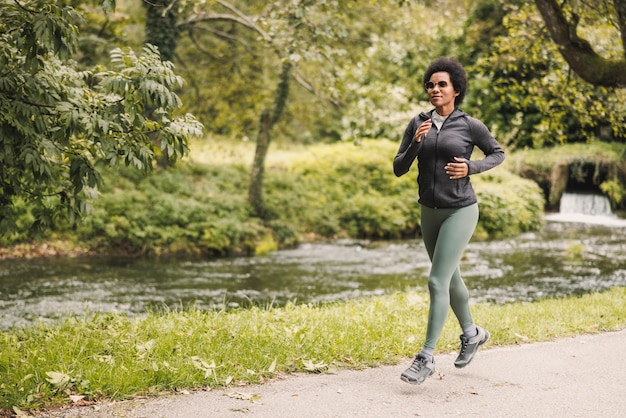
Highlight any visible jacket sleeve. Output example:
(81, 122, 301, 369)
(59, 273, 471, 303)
(466, 118, 505, 175)
(393, 117, 422, 177)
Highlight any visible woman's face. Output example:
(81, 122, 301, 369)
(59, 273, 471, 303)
(425, 71, 459, 112)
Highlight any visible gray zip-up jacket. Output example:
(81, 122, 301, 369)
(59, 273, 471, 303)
(393, 108, 504, 209)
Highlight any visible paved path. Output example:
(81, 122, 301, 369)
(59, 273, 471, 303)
(38, 329, 626, 418)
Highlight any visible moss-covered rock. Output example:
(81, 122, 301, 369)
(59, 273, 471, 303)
(507, 143, 626, 211)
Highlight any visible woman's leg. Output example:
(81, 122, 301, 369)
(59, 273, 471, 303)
(449, 267, 473, 331)
(420, 204, 478, 350)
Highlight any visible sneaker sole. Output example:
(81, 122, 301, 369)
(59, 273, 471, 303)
(400, 369, 435, 385)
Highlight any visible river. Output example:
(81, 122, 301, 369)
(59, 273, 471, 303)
(1, 217, 625, 329)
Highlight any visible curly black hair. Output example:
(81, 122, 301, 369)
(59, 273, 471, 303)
(423, 57, 467, 106)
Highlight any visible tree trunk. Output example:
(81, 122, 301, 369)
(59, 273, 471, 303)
(145, 0, 179, 62)
(249, 110, 271, 218)
(145, 0, 179, 167)
(248, 61, 292, 219)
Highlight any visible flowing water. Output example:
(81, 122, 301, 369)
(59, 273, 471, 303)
(1, 196, 625, 329)
(546, 192, 626, 227)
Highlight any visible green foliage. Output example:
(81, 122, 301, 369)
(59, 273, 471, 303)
(264, 140, 422, 239)
(316, 1, 470, 142)
(1, 287, 624, 413)
(173, 0, 354, 139)
(457, 0, 517, 64)
(70, 0, 143, 68)
(78, 164, 264, 257)
(43, 0, 626, 154)
(1, 140, 543, 255)
(467, 2, 626, 149)
(473, 170, 545, 239)
(0, 1, 203, 238)
(600, 179, 624, 207)
(168, 1, 474, 143)
(268, 140, 543, 241)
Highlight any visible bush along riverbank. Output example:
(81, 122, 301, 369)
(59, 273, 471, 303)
(1, 287, 624, 415)
(0, 139, 545, 259)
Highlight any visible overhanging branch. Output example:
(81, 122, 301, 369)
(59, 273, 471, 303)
(534, 0, 626, 86)
(178, 12, 271, 42)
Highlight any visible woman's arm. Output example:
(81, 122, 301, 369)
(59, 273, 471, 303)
(466, 118, 504, 175)
(393, 116, 426, 177)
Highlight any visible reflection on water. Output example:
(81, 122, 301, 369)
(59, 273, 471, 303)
(1, 221, 625, 329)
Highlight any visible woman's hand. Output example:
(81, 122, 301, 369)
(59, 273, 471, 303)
(414, 119, 432, 142)
(445, 157, 469, 179)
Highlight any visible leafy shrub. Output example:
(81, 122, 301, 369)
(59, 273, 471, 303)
(3, 139, 545, 256)
(77, 164, 265, 256)
(473, 170, 545, 239)
(338, 192, 410, 239)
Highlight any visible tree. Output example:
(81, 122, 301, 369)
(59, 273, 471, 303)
(0, 0, 202, 236)
(248, 60, 291, 218)
(534, 0, 626, 87)
(468, 1, 626, 149)
(174, 0, 354, 218)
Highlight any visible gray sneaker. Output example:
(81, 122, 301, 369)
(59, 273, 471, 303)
(454, 325, 489, 368)
(400, 353, 435, 385)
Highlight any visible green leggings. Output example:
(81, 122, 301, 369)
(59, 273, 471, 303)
(420, 203, 478, 350)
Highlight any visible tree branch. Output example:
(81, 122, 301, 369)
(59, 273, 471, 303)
(178, 11, 271, 42)
(534, 0, 626, 86)
(614, 0, 626, 59)
(162, 0, 178, 17)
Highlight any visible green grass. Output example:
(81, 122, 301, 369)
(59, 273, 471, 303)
(1, 287, 624, 414)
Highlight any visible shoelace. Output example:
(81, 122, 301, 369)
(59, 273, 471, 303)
(409, 357, 425, 372)
(459, 337, 469, 354)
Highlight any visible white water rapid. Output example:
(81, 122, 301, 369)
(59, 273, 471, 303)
(545, 192, 626, 227)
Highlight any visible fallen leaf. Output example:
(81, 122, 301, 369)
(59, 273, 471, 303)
(302, 359, 329, 373)
(268, 357, 277, 373)
(326, 364, 338, 375)
(225, 391, 261, 402)
(45, 371, 71, 389)
(19, 374, 34, 384)
(13, 406, 30, 417)
(229, 407, 251, 413)
(190, 356, 216, 379)
(69, 395, 85, 403)
(135, 340, 156, 358)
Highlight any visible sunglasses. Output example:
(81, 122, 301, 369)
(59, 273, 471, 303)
(424, 80, 449, 90)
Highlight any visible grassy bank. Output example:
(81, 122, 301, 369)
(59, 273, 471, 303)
(1, 287, 624, 414)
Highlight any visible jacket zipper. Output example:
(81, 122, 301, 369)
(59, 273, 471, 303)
(432, 109, 455, 209)
(433, 130, 439, 208)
